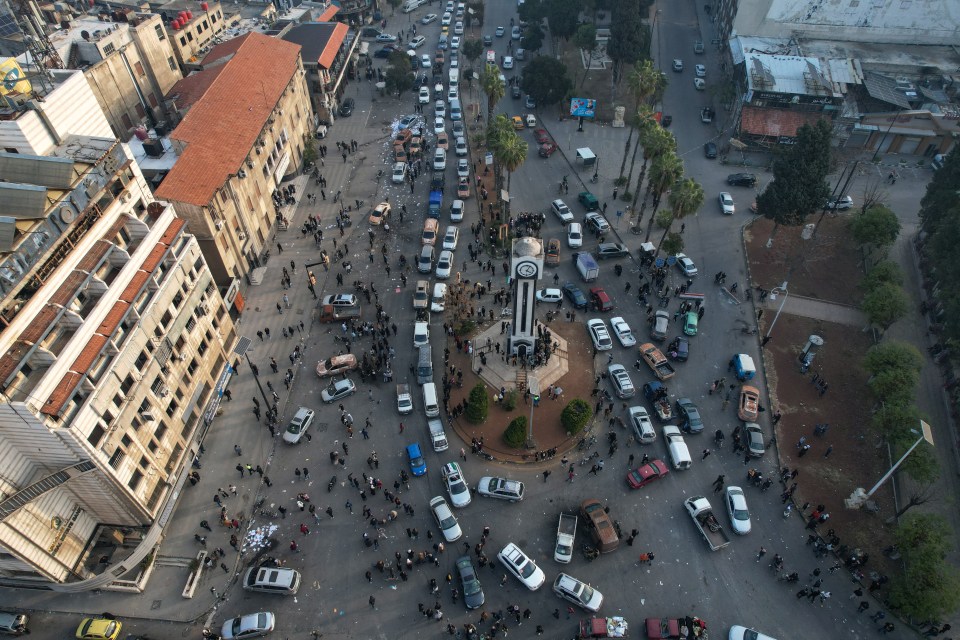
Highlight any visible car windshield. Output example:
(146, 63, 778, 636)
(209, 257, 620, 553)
(411, 455, 424, 467)
(579, 583, 596, 602)
(440, 513, 456, 529)
(518, 558, 535, 578)
(734, 508, 750, 521)
(450, 479, 467, 494)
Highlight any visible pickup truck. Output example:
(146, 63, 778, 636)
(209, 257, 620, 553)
(645, 616, 707, 639)
(642, 381, 672, 421)
(684, 496, 731, 551)
(317, 304, 361, 322)
(580, 498, 619, 553)
(554, 513, 578, 563)
(579, 616, 629, 638)
(396, 384, 413, 414)
(427, 418, 448, 452)
(638, 344, 675, 381)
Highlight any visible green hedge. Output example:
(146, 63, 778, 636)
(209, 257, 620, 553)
(561, 398, 592, 435)
(465, 384, 489, 424)
(503, 416, 528, 448)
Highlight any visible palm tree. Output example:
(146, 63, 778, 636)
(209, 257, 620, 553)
(480, 63, 505, 126)
(494, 133, 528, 217)
(628, 123, 675, 230)
(623, 106, 662, 194)
(484, 114, 514, 195)
(642, 152, 684, 241)
(618, 60, 664, 181)
(655, 178, 704, 251)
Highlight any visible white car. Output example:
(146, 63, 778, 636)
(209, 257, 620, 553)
(433, 148, 447, 171)
(587, 319, 613, 351)
(694, 77, 705, 90)
(435, 100, 446, 119)
(391, 162, 407, 184)
(511, 25, 522, 39)
(442, 226, 460, 250)
(418, 86, 431, 104)
(448, 86, 459, 103)
(476, 476, 525, 502)
(553, 573, 604, 612)
(413, 321, 430, 348)
(584, 212, 611, 233)
(628, 406, 656, 444)
(442, 462, 471, 507)
(375, 33, 398, 43)
(450, 55, 459, 68)
(430, 496, 462, 541)
(454, 21, 464, 35)
(450, 199, 464, 221)
(435, 250, 454, 279)
(421, 54, 432, 70)
(719, 191, 735, 215)
(421, 13, 438, 24)
(551, 199, 574, 224)
(409, 35, 427, 49)
(674, 253, 698, 276)
(457, 158, 469, 178)
(725, 486, 752, 535)
(695, 64, 706, 77)
(321, 378, 356, 403)
(503, 56, 514, 69)
(434, 117, 446, 135)
(672, 59, 683, 71)
(607, 364, 635, 398)
(729, 626, 777, 640)
(566, 222, 583, 248)
(610, 317, 636, 347)
(221, 612, 275, 640)
(536, 288, 563, 304)
(455, 137, 468, 156)
(441, 12, 452, 25)
(450, 36, 461, 49)
(497, 543, 545, 590)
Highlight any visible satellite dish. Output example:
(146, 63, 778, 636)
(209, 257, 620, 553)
(60, 207, 77, 224)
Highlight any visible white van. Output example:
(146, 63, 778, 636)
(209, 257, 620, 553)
(423, 382, 440, 417)
(402, 0, 425, 13)
(417, 345, 433, 385)
(431, 283, 448, 312)
(663, 425, 692, 470)
(448, 68, 459, 88)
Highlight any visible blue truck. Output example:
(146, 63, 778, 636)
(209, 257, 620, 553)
(428, 189, 443, 219)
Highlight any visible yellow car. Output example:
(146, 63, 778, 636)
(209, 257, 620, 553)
(512, 116, 524, 130)
(76, 618, 122, 640)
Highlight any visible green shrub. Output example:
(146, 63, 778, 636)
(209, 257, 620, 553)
(503, 416, 528, 448)
(465, 384, 489, 424)
(502, 389, 519, 411)
(561, 398, 592, 435)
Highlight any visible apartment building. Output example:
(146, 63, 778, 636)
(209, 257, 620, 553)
(0, 69, 235, 588)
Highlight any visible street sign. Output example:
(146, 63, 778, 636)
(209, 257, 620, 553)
(485, 152, 493, 165)
(616, 210, 623, 217)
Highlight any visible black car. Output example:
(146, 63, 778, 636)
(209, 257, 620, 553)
(726, 173, 757, 187)
(561, 282, 588, 309)
(339, 98, 355, 117)
(511, 86, 521, 99)
(703, 142, 718, 159)
(373, 46, 397, 59)
(667, 336, 689, 362)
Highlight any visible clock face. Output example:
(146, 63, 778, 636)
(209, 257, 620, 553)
(516, 262, 538, 278)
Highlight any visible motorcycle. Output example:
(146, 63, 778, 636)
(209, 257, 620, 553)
(582, 544, 600, 562)
(328, 476, 337, 492)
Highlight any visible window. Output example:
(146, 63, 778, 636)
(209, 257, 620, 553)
(113, 393, 124, 408)
(139, 455, 149, 468)
(88, 425, 106, 448)
(108, 447, 125, 469)
(166, 399, 178, 418)
(155, 24, 166, 40)
(187, 359, 198, 376)
(135, 103, 145, 118)
(173, 291, 184, 308)
(168, 56, 176, 71)
(197, 340, 208, 356)
(154, 423, 168, 441)
(4, 147, 18, 154)
(134, 61, 145, 76)
(128, 469, 143, 490)
(121, 113, 133, 130)
(161, 310, 173, 328)
(121, 434, 132, 447)
(120, 374, 134, 395)
(135, 351, 148, 369)
(102, 43, 115, 55)
(148, 92, 158, 108)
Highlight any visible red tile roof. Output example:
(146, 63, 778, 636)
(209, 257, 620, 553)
(41, 218, 187, 418)
(318, 23, 349, 69)
(740, 106, 826, 139)
(155, 33, 303, 207)
(317, 5, 339, 21)
(166, 64, 229, 112)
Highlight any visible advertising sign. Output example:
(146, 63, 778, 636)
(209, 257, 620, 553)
(570, 98, 597, 118)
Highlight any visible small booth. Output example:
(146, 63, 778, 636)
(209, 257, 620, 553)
(576, 147, 596, 167)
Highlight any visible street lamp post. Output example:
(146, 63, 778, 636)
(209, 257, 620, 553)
(845, 421, 934, 509)
(525, 378, 539, 449)
(763, 282, 788, 342)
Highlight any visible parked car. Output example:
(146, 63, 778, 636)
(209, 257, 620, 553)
(430, 495, 462, 541)
(727, 172, 758, 187)
(589, 287, 613, 312)
(683, 311, 699, 336)
(584, 212, 610, 233)
(316, 354, 358, 378)
(562, 282, 588, 309)
(728, 626, 777, 640)
(442, 462, 471, 507)
(566, 222, 583, 248)
(610, 317, 636, 347)
(667, 336, 689, 362)
(595, 243, 629, 259)
(435, 249, 454, 279)
(674, 253, 698, 276)
(742, 422, 766, 457)
(455, 556, 485, 609)
(408, 443, 428, 476)
(587, 318, 613, 351)
(703, 141, 718, 158)
(738, 385, 761, 422)
(338, 98, 355, 117)
(676, 397, 704, 433)
(826, 195, 854, 210)
(608, 364, 635, 398)
(626, 459, 670, 489)
(442, 226, 460, 250)
(724, 486, 752, 535)
(672, 59, 683, 71)
(409, 35, 426, 48)
(392, 162, 407, 184)
(476, 476, 525, 501)
(719, 191, 735, 215)
(421, 13, 438, 24)
(321, 293, 357, 307)
(497, 543, 545, 590)
(536, 288, 563, 304)
(553, 573, 604, 612)
(539, 141, 558, 157)
(221, 612, 275, 640)
(551, 199, 574, 224)
(628, 406, 656, 444)
(695, 63, 706, 77)
(75, 619, 122, 640)
(321, 379, 356, 403)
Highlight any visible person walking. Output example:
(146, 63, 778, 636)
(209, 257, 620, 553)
(543, 470, 551, 482)
(756, 546, 767, 562)
(857, 601, 870, 613)
(701, 449, 711, 460)
(369, 595, 376, 608)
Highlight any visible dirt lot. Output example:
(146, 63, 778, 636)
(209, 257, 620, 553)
(746, 215, 901, 581)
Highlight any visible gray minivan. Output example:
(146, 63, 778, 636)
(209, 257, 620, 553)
(417, 345, 434, 385)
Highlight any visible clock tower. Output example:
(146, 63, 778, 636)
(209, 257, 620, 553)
(508, 237, 544, 358)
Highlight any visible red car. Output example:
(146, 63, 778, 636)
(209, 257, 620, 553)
(457, 177, 470, 198)
(539, 142, 558, 158)
(626, 459, 669, 489)
(645, 616, 707, 639)
(589, 287, 613, 312)
(534, 128, 551, 145)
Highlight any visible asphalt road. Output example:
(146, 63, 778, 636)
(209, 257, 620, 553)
(13, 1, 926, 639)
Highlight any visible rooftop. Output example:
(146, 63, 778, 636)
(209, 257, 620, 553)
(282, 21, 349, 68)
(154, 32, 302, 206)
(742, 51, 837, 97)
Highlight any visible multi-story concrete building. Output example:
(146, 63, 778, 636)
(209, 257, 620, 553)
(157, 32, 313, 287)
(0, 68, 236, 589)
(44, 11, 184, 140)
(282, 20, 357, 124)
(158, 0, 227, 71)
